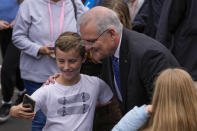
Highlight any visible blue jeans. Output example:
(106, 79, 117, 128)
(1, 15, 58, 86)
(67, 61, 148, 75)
(24, 80, 46, 131)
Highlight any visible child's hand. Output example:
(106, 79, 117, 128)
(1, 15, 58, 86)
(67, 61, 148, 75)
(10, 103, 35, 120)
(145, 105, 152, 115)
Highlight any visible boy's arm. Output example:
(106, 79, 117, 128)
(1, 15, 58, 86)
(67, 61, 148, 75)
(31, 85, 48, 113)
(10, 103, 35, 120)
(97, 78, 113, 104)
(10, 85, 49, 119)
(96, 97, 113, 107)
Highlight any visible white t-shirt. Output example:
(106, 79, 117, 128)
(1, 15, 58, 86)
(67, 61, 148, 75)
(31, 74, 113, 131)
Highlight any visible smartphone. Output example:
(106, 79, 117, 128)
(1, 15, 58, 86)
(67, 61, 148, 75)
(23, 94, 35, 113)
(47, 46, 55, 50)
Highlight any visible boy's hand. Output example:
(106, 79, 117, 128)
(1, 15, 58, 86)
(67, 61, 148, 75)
(10, 103, 35, 120)
(42, 73, 61, 86)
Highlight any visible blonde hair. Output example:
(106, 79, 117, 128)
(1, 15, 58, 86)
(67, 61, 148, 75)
(55, 32, 85, 58)
(141, 68, 197, 131)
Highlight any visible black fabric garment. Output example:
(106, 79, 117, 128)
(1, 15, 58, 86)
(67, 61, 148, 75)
(101, 28, 179, 114)
(1, 41, 24, 102)
(0, 29, 12, 58)
(132, 0, 165, 38)
(156, 0, 197, 81)
(80, 59, 102, 77)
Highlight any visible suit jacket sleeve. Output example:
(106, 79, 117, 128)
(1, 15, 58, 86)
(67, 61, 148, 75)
(140, 49, 177, 98)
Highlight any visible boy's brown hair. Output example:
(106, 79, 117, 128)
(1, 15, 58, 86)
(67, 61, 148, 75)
(55, 32, 86, 58)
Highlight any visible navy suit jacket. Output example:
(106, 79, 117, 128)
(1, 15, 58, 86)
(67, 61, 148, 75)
(101, 28, 179, 114)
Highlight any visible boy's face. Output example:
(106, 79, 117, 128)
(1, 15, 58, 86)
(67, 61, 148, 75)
(56, 47, 85, 83)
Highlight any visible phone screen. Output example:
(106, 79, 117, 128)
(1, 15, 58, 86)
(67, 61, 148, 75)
(48, 46, 55, 50)
(23, 94, 35, 113)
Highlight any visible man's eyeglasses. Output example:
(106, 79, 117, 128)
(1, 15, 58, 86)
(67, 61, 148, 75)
(84, 29, 109, 45)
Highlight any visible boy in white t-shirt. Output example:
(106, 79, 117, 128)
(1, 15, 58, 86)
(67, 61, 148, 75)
(10, 32, 113, 131)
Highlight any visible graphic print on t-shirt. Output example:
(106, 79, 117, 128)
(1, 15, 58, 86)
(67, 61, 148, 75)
(57, 104, 89, 116)
(57, 92, 90, 116)
(58, 92, 90, 104)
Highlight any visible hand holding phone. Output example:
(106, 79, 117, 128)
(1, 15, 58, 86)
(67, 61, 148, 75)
(23, 94, 35, 113)
(47, 46, 55, 59)
(47, 46, 55, 50)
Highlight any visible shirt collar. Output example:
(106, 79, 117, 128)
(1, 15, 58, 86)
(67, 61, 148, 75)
(114, 32, 122, 59)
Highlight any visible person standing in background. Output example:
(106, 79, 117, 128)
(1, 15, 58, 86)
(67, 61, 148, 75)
(156, 0, 197, 84)
(126, 0, 144, 23)
(0, 0, 18, 58)
(0, 0, 26, 122)
(12, 0, 88, 130)
(132, 0, 165, 38)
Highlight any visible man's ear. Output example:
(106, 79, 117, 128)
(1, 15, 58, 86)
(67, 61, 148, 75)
(108, 28, 116, 40)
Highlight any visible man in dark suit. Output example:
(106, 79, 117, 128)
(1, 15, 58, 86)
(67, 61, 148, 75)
(78, 6, 179, 114)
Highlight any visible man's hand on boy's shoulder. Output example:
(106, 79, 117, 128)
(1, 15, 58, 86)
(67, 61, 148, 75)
(10, 103, 35, 120)
(42, 73, 61, 87)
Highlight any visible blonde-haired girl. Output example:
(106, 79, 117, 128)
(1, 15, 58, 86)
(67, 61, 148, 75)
(113, 68, 197, 131)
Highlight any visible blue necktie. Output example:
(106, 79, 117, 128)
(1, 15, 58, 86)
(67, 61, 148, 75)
(111, 56, 121, 93)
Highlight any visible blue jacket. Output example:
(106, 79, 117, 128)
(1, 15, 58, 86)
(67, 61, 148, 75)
(112, 105, 149, 131)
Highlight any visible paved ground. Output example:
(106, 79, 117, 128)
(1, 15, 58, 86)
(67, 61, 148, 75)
(0, 89, 31, 131)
